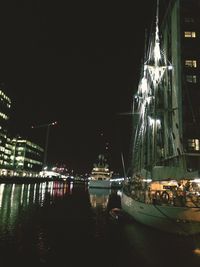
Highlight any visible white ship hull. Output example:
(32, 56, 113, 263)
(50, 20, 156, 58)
(88, 179, 112, 188)
(121, 192, 200, 235)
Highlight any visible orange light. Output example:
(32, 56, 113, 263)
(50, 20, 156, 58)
(193, 248, 200, 256)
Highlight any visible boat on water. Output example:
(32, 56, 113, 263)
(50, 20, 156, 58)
(121, 0, 200, 236)
(88, 154, 113, 188)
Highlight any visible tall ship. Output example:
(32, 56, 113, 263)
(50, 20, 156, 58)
(121, 0, 200, 235)
(88, 154, 113, 188)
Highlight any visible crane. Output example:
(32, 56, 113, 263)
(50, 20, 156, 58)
(31, 121, 58, 168)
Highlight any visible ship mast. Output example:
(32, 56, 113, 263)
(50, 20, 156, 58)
(133, 0, 169, 173)
(130, 0, 199, 181)
(145, 0, 168, 169)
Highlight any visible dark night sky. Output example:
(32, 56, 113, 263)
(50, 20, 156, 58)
(0, 0, 156, 174)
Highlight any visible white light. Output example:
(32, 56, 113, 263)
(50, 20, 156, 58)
(146, 64, 167, 85)
(148, 117, 160, 127)
(142, 179, 152, 182)
(193, 179, 200, 183)
(148, 117, 154, 127)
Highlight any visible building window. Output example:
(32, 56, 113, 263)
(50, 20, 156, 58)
(188, 139, 200, 151)
(185, 60, 197, 68)
(184, 31, 196, 38)
(184, 17, 194, 23)
(186, 75, 197, 83)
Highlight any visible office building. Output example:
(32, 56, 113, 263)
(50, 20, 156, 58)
(161, 0, 200, 171)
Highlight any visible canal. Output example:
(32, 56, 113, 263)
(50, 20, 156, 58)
(0, 181, 200, 267)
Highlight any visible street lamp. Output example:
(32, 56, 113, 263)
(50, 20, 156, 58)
(31, 121, 57, 169)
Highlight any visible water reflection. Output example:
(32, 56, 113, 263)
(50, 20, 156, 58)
(89, 188, 122, 210)
(89, 188, 111, 209)
(88, 186, 200, 267)
(122, 221, 200, 267)
(0, 182, 200, 267)
(0, 181, 72, 237)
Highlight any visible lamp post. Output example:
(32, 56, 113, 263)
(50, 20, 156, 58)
(31, 121, 57, 169)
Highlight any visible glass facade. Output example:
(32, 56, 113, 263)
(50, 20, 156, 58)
(11, 137, 44, 173)
(0, 85, 11, 169)
(161, 0, 200, 171)
(0, 85, 44, 176)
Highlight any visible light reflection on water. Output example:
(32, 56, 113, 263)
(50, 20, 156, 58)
(121, 220, 200, 267)
(89, 188, 111, 209)
(0, 181, 199, 267)
(0, 182, 71, 237)
(89, 186, 200, 267)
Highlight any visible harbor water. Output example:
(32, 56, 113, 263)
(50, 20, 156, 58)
(0, 181, 200, 267)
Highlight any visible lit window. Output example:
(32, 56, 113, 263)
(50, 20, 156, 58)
(186, 75, 197, 83)
(188, 139, 200, 151)
(185, 60, 197, 68)
(184, 31, 196, 38)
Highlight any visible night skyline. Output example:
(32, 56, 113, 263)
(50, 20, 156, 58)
(0, 0, 156, 174)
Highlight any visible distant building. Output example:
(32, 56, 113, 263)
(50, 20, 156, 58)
(10, 137, 44, 176)
(0, 85, 11, 168)
(161, 0, 200, 171)
(0, 84, 44, 177)
(4, 136, 13, 168)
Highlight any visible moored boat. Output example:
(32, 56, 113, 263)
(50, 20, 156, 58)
(121, 0, 200, 236)
(88, 154, 113, 188)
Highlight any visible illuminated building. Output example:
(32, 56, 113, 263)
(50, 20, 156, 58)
(161, 0, 200, 171)
(10, 137, 44, 175)
(0, 85, 44, 177)
(0, 85, 11, 168)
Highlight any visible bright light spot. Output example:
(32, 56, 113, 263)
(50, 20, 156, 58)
(193, 248, 200, 256)
(146, 65, 167, 85)
(142, 179, 152, 182)
(148, 117, 160, 127)
(193, 179, 200, 183)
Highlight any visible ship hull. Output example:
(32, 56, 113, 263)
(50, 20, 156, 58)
(121, 191, 200, 236)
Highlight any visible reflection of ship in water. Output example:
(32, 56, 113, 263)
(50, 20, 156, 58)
(88, 187, 111, 239)
(89, 188, 111, 209)
(89, 187, 122, 219)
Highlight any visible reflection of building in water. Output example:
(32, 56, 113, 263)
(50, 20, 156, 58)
(0, 181, 71, 235)
(52, 181, 70, 198)
(89, 188, 111, 209)
(0, 184, 24, 232)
